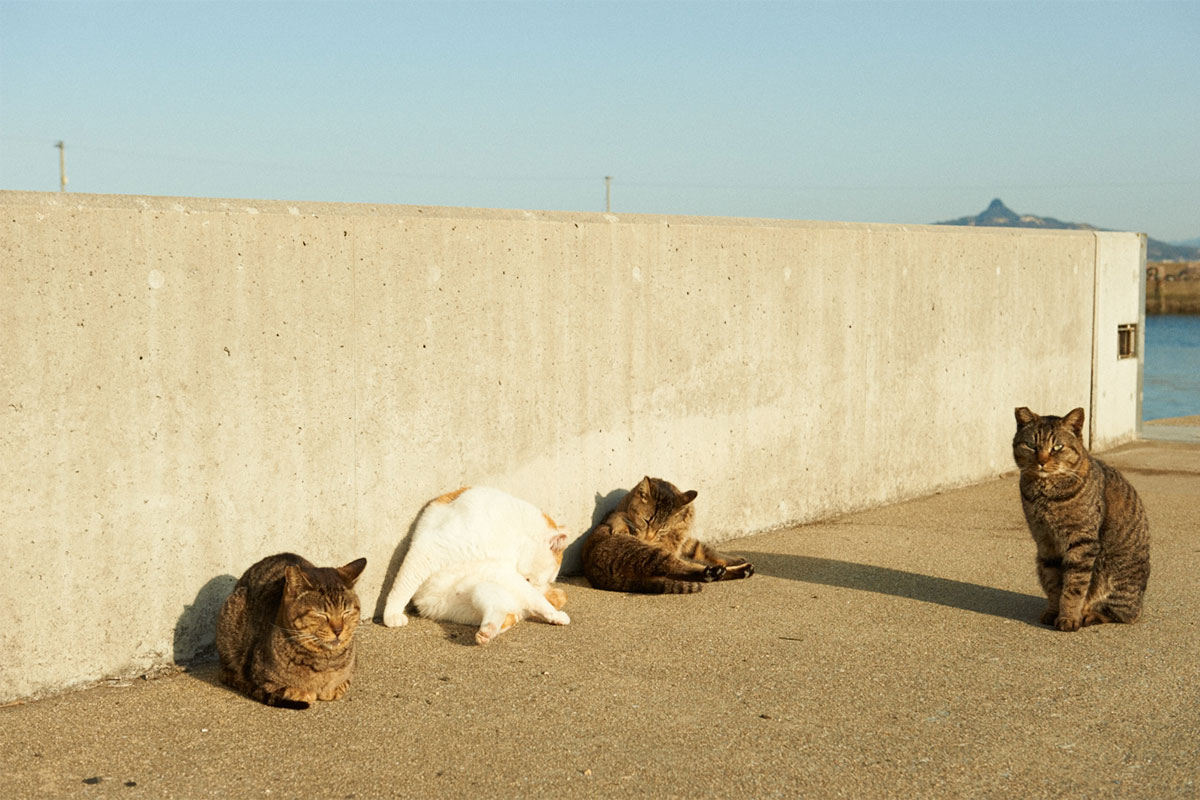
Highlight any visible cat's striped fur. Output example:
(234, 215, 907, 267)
(216, 552, 367, 708)
(1013, 407, 1150, 631)
(582, 476, 754, 594)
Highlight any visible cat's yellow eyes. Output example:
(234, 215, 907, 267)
(1052, 444, 1063, 452)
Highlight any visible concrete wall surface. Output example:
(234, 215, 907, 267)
(0, 191, 1142, 701)
(1090, 231, 1147, 449)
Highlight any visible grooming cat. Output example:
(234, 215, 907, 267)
(412, 535, 570, 645)
(216, 552, 367, 709)
(1013, 407, 1150, 631)
(582, 476, 754, 593)
(381, 487, 571, 633)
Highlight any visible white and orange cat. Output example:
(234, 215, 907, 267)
(382, 487, 571, 644)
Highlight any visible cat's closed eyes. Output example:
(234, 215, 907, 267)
(1013, 407, 1150, 630)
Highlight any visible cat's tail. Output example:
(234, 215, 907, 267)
(250, 685, 311, 710)
(635, 575, 711, 594)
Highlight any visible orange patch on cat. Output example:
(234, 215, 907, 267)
(501, 614, 517, 631)
(545, 587, 568, 610)
(433, 487, 470, 505)
(542, 512, 559, 529)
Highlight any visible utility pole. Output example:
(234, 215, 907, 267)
(55, 141, 67, 192)
(604, 175, 612, 213)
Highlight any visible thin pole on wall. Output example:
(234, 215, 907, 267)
(604, 176, 612, 213)
(55, 141, 67, 192)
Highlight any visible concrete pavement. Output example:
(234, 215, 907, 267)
(2, 437, 1198, 799)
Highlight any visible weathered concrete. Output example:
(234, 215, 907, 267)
(0, 439, 1195, 799)
(1091, 231, 1146, 449)
(0, 192, 1143, 701)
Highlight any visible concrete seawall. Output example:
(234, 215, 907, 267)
(0, 192, 1144, 701)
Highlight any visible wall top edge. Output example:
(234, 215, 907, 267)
(0, 190, 1145, 241)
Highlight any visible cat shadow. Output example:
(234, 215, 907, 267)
(748, 552, 1045, 625)
(561, 488, 627, 576)
(173, 574, 238, 667)
(372, 514, 422, 621)
(433, 620, 479, 647)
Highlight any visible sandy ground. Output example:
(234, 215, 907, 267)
(2, 439, 1198, 799)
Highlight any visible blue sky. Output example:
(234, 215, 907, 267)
(2, 1, 1198, 240)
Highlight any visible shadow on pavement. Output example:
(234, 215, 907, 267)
(748, 552, 1045, 625)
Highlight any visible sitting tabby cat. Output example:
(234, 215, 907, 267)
(1013, 407, 1150, 631)
(582, 476, 754, 593)
(382, 487, 572, 644)
(216, 552, 367, 708)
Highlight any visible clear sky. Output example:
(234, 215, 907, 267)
(2, 1, 1198, 240)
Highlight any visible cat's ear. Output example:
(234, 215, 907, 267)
(336, 558, 367, 587)
(1064, 407, 1086, 438)
(283, 564, 313, 595)
(681, 490, 698, 505)
(1015, 407, 1038, 428)
(548, 533, 568, 554)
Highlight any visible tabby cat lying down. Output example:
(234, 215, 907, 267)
(583, 476, 754, 593)
(216, 552, 367, 709)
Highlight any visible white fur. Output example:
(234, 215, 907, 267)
(382, 487, 568, 631)
(413, 559, 569, 645)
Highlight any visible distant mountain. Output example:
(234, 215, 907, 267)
(1170, 236, 1200, 249)
(934, 199, 1200, 262)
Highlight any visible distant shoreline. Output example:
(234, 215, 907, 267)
(1147, 262, 1200, 315)
(1144, 415, 1200, 426)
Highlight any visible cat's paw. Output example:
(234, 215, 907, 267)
(318, 680, 351, 701)
(1054, 615, 1082, 632)
(1039, 608, 1059, 626)
(382, 608, 409, 628)
(703, 565, 726, 582)
(476, 623, 498, 646)
(548, 610, 570, 626)
(726, 562, 755, 579)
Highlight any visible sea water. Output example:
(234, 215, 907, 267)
(1143, 315, 1200, 421)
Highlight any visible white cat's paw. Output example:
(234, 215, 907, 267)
(382, 608, 409, 628)
(549, 610, 570, 626)
(476, 623, 498, 645)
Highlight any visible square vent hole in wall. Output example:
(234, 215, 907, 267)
(1117, 324, 1137, 359)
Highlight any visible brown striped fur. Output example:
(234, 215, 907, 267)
(582, 476, 754, 594)
(1013, 407, 1150, 631)
(216, 552, 367, 708)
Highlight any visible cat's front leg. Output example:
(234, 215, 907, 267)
(260, 681, 317, 708)
(520, 584, 569, 626)
(1035, 555, 1063, 626)
(544, 586, 568, 611)
(1053, 537, 1100, 632)
(318, 677, 351, 701)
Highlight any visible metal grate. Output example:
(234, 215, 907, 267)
(1117, 324, 1137, 359)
